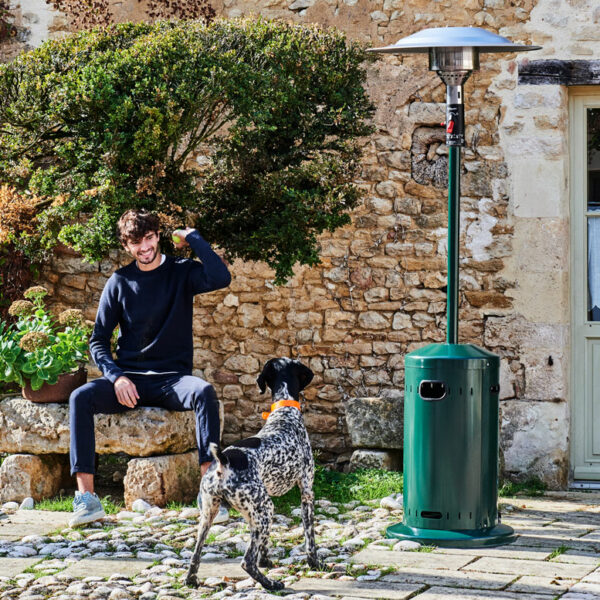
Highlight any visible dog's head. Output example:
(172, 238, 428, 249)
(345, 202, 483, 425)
(257, 357, 314, 399)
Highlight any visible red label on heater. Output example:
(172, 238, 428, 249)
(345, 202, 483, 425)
(447, 120, 455, 133)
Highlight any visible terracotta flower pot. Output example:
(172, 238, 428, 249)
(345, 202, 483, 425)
(22, 368, 87, 403)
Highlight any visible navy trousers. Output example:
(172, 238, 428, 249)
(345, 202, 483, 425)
(69, 373, 220, 475)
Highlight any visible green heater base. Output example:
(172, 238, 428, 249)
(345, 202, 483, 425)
(386, 522, 516, 548)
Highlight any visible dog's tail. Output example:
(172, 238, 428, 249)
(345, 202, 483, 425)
(209, 442, 228, 477)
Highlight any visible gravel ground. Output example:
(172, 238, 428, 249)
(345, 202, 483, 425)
(0, 494, 406, 600)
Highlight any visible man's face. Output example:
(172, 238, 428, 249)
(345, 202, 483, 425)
(124, 231, 160, 267)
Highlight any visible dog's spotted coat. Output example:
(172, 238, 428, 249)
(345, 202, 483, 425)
(186, 358, 319, 591)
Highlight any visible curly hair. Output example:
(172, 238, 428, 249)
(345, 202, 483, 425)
(117, 210, 160, 245)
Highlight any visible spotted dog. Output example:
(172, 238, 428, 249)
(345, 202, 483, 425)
(185, 357, 318, 591)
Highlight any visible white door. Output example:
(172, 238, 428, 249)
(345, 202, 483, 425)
(571, 90, 600, 481)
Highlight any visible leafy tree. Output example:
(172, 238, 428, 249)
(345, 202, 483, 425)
(0, 18, 374, 283)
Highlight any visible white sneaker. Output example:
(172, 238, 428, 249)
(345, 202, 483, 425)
(197, 491, 229, 524)
(69, 491, 106, 528)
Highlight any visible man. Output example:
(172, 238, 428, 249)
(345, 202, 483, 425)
(69, 209, 231, 527)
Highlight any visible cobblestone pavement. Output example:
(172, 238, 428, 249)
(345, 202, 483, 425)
(1, 492, 600, 600)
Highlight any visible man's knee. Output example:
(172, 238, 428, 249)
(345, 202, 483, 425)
(69, 382, 94, 411)
(185, 378, 218, 411)
(195, 380, 217, 404)
(69, 378, 113, 414)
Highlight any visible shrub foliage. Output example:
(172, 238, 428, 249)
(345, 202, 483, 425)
(0, 18, 374, 282)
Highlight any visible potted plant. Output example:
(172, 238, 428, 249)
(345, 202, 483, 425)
(0, 286, 91, 402)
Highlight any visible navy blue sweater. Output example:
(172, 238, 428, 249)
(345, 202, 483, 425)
(89, 231, 231, 383)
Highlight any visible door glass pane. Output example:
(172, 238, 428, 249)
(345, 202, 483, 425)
(588, 108, 600, 321)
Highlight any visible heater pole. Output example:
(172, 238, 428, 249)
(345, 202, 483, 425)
(447, 145, 460, 345)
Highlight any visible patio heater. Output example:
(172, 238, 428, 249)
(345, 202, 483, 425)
(368, 27, 540, 547)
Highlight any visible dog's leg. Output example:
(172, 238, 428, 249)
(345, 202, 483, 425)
(241, 495, 283, 591)
(299, 475, 319, 569)
(185, 493, 221, 588)
(255, 492, 273, 569)
(258, 526, 273, 569)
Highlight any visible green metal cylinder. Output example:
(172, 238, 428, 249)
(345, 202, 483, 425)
(387, 343, 515, 547)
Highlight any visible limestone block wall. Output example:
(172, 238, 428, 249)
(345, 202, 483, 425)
(491, 0, 600, 488)
(3, 0, 597, 487)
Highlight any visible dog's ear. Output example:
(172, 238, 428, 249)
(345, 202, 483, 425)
(257, 359, 276, 394)
(295, 361, 314, 391)
(257, 372, 267, 394)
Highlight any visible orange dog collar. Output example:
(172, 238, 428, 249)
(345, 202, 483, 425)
(262, 399, 301, 420)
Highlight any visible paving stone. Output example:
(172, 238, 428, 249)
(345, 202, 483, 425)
(61, 559, 154, 578)
(291, 578, 424, 599)
(0, 557, 39, 577)
(554, 519, 600, 528)
(556, 516, 600, 527)
(577, 530, 600, 541)
(174, 559, 247, 580)
(351, 549, 473, 570)
(543, 492, 600, 504)
(515, 526, 594, 540)
(502, 518, 555, 529)
(511, 535, 598, 551)
(381, 569, 515, 590)
(581, 566, 600, 583)
(511, 498, 599, 513)
(411, 587, 558, 599)
(506, 575, 576, 594)
(550, 548, 600, 560)
(569, 582, 600, 595)
(552, 553, 600, 565)
(463, 556, 595, 579)
(0, 510, 71, 540)
(434, 545, 553, 561)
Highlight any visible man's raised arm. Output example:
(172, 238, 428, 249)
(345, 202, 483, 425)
(175, 228, 231, 294)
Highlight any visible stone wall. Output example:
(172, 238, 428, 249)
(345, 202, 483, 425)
(3, 0, 599, 485)
(490, 0, 600, 488)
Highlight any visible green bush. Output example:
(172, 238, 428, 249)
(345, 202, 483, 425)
(0, 18, 374, 283)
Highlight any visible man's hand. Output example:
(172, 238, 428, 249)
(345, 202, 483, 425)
(114, 376, 139, 408)
(172, 228, 196, 249)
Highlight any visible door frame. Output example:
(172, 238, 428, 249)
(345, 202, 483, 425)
(570, 87, 600, 481)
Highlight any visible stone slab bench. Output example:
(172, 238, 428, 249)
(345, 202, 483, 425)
(0, 397, 220, 508)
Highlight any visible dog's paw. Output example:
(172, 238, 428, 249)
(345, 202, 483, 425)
(264, 579, 285, 591)
(185, 575, 199, 588)
(259, 557, 274, 568)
